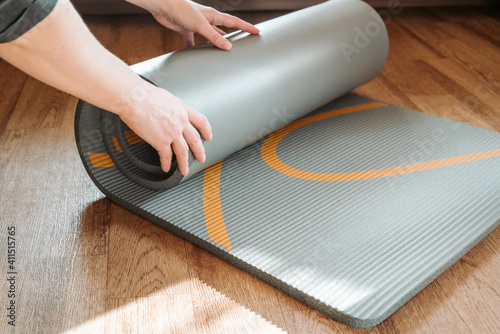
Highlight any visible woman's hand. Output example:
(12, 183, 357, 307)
(126, 0, 260, 49)
(117, 83, 212, 175)
(0, 0, 254, 177)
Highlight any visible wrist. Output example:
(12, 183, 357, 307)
(108, 75, 155, 118)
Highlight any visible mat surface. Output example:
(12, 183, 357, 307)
(76, 93, 500, 327)
(75, 0, 500, 328)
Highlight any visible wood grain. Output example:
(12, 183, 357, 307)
(186, 242, 288, 333)
(0, 6, 499, 334)
(0, 62, 27, 135)
(107, 204, 191, 299)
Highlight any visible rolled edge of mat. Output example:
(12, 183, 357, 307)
(76, 0, 389, 191)
(131, 0, 389, 188)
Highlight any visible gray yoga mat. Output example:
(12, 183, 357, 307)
(74, 0, 500, 327)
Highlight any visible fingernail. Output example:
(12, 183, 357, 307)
(202, 154, 206, 162)
(222, 40, 232, 50)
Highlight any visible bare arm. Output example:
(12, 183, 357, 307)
(0, 0, 259, 175)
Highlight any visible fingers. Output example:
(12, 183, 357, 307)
(193, 7, 260, 50)
(212, 25, 227, 36)
(188, 108, 212, 141)
(162, 124, 206, 176)
(165, 111, 211, 176)
(183, 125, 206, 164)
(157, 127, 207, 176)
(172, 139, 190, 176)
(206, 10, 260, 35)
(197, 20, 232, 50)
(155, 3, 259, 51)
(158, 145, 173, 174)
(181, 30, 195, 48)
(173, 108, 211, 175)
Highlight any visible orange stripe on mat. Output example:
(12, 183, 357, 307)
(202, 161, 233, 251)
(88, 152, 115, 168)
(125, 130, 145, 145)
(261, 103, 500, 181)
(112, 136, 123, 152)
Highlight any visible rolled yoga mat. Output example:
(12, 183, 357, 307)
(75, 0, 500, 328)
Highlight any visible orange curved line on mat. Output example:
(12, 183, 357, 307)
(202, 161, 233, 251)
(88, 152, 115, 168)
(261, 102, 500, 181)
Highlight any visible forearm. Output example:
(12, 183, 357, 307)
(0, 0, 232, 175)
(0, 0, 145, 116)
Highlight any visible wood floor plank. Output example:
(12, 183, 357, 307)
(85, 14, 185, 65)
(430, 6, 500, 47)
(435, 245, 500, 334)
(0, 60, 27, 136)
(431, 7, 500, 46)
(485, 227, 500, 259)
(5, 77, 73, 131)
(353, 72, 422, 112)
(385, 19, 447, 61)
(0, 76, 109, 333)
(104, 294, 196, 334)
(0, 77, 108, 260)
(106, 204, 191, 299)
(357, 11, 500, 130)
(407, 90, 493, 130)
(281, 309, 380, 334)
(14, 255, 107, 334)
(401, 60, 497, 128)
(273, 288, 310, 313)
(83, 15, 119, 55)
(396, 9, 500, 75)
(186, 242, 288, 333)
(113, 15, 167, 65)
(353, 20, 441, 110)
(0, 128, 108, 260)
(376, 280, 471, 334)
(416, 59, 500, 130)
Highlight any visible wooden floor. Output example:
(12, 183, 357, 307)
(1, 6, 499, 334)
